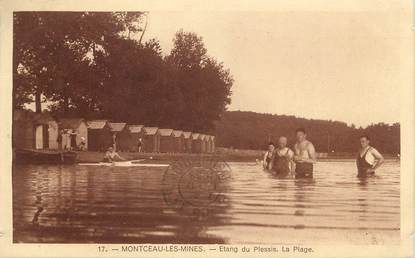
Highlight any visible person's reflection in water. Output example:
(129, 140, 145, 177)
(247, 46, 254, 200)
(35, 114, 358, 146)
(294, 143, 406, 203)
(67, 166, 77, 225)
(162, 165, 231, 244)
(356, 176, 373, 222)
(293, 179, 315, 222)
(32, 167, 46, 225)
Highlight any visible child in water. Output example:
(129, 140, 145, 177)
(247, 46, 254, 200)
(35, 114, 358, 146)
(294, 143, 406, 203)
(263, 142, 275, 170)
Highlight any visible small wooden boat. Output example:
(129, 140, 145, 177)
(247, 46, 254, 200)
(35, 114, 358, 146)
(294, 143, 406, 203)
(77, 160, 169, 167)
(14, 149, 77, 165)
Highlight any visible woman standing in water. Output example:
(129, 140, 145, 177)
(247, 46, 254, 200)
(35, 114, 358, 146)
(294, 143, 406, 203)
(273, 136, 294, 178)
(356, 135, 384, 177)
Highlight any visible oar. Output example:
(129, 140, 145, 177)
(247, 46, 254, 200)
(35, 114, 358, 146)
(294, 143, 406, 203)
(129, 159, 145, 164)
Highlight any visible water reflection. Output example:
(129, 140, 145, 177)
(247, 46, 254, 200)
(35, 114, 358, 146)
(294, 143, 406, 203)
(13, 164, 230, 243)
(13, 161, 400, 244)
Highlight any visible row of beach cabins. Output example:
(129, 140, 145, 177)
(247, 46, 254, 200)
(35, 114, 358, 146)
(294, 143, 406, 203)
(12, 110, 215, 153)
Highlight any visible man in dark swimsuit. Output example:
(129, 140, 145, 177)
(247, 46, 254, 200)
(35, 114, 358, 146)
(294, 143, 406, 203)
(293, 128, 316, 179)
(356, 135, 384, 177)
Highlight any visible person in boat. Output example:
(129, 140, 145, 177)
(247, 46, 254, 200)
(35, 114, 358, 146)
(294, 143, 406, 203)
(263, 142, 275, 170)
(272, 136, 294, 178)
(103, 147, 125, 162)
(293, 128, 316, 178)
(356, 135, 384, 177)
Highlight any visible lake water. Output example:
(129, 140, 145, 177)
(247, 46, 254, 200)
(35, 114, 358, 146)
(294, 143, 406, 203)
(12, 160, 400, 244)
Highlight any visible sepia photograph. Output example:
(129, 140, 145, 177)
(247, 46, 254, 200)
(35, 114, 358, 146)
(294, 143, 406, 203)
(1, 1, 413, 257)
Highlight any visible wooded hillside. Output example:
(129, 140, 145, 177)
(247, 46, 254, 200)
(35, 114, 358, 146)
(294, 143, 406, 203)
(214, 111, 400, 154)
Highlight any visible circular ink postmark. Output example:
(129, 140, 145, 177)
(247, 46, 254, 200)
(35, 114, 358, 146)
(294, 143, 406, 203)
(162, 155, 231, 213)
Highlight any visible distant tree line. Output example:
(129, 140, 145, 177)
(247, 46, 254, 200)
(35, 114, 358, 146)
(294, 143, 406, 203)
(215, 111, 400, 155)
(13, 12, 233, 132)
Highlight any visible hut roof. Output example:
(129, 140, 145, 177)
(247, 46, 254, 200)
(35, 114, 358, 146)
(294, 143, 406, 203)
(59, 118, 85, 129)
(34, 113, 57, 124)
(159, 129, 174, 136)
(128, 125, 144, 133)
(14, 110, 56, 124)
(143, 127, 159, 135)
(109, 122, 127, 132)
(182, 132, 192, 139)
(199, 134, 206, 140)
(172, 130, 183, 137)
(13, 109, 31, 121)
(191, 133, 200, 140)
(88, 120, 109, 129)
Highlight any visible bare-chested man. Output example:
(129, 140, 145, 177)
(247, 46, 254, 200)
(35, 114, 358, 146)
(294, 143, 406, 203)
(293, 128, 316, 179)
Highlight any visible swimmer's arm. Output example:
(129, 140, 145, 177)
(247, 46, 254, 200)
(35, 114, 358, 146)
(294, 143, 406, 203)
(262, 152, 267, 168)
(303, 143, 317, 163)
(288, 150, 295, 174)
(287, 149, 294, 159)
(115, 153, 126, 161)
(293, 145, 302, 161)
(104, 152, 112, 161)
(371, 149, 384, 170)
(268, 159, 273, 170)
(268, 152, 275, 170)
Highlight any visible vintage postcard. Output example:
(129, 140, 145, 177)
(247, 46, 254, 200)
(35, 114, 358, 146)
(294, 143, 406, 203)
(0, 0, 413, 257)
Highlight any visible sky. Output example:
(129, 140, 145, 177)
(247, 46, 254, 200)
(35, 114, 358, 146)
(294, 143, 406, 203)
(140, 8, 411, 127)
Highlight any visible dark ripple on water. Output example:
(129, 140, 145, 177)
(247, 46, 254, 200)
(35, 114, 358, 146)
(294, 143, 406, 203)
(12, 160, 400, 244)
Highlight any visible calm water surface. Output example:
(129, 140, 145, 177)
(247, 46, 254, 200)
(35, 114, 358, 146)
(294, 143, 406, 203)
(13, 160, 400, 244)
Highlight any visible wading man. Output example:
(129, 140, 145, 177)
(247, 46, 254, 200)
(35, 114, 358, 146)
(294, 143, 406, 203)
(356, 135, 384, 177)
(293, 128, 316, 178)
(272, 136, 294, 178)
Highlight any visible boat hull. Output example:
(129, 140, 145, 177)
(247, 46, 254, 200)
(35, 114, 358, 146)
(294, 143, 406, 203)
(78, 161, 169, 167)
(14, 149, 77, 164)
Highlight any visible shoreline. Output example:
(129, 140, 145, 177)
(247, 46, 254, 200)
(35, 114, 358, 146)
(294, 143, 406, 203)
(74, 151, 400, 163)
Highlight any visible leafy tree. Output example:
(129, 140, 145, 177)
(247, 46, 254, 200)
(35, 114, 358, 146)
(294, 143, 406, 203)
(167, 30, 207, 71)
(166, 30, 233, 132)
(13, 13, 233, 135)
(13, 12, 145, 113)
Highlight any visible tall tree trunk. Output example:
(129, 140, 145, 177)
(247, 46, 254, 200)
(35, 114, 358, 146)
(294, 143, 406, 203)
(138, 14, 148, 45)
(35, 90, 41, 113)
(63, 96, 69, 113)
